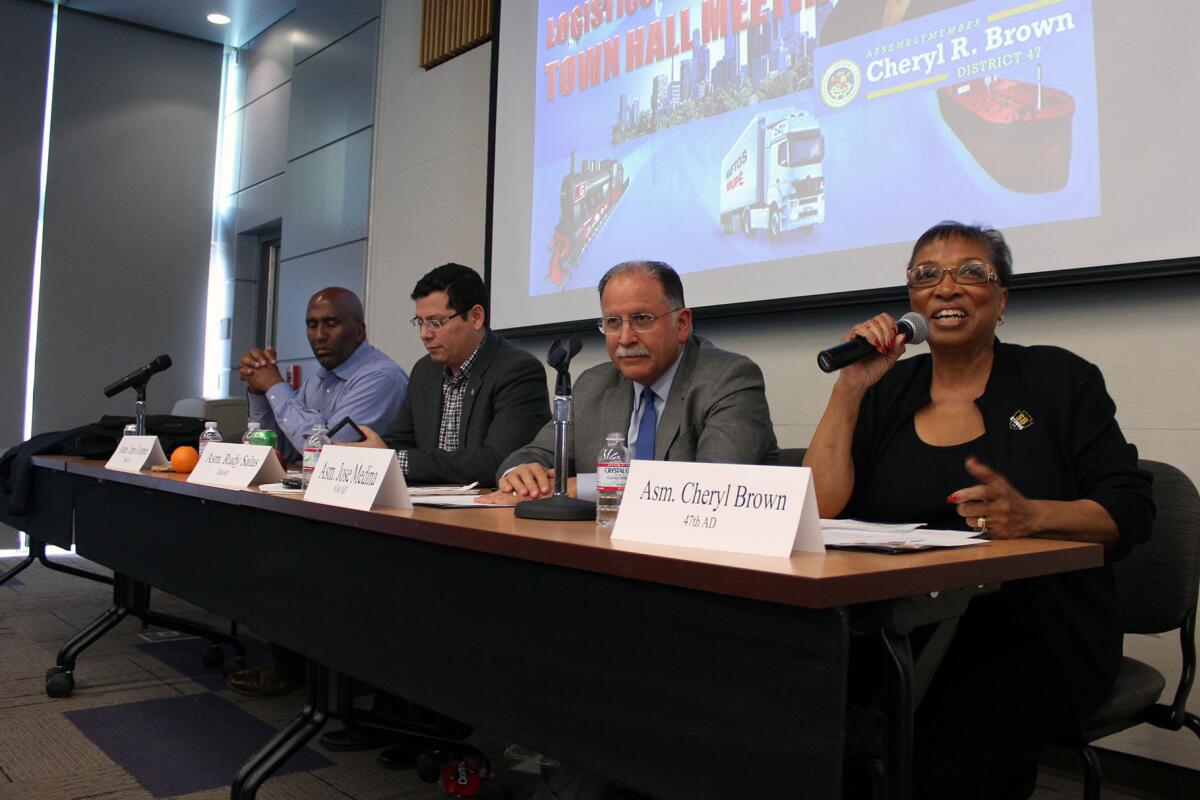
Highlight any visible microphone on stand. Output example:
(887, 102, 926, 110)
(516, 335, 596, 521)
(103, 355, 173, 397)
(103, 354, 173, 436)
(817, 313, 928, 373)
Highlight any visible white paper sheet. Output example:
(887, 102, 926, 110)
(410, 494, 514, 508)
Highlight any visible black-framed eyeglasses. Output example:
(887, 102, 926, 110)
(410, 312, 462, 330)
(906, 260, 1000, 288)
(596, 307, 681, 336)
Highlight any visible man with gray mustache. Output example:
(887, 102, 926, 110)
(496, 260, 780, 498)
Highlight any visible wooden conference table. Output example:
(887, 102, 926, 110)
(11, 456, 1102, 799)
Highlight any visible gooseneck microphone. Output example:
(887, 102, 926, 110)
(817, 313, 928, 373)
(103, 354, 173, 397)
(516, 335, 594, 521)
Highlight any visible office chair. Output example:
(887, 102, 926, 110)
(1061, 459, 1200, 799)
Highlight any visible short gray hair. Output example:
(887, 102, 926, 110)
(597, 260, 686, 309)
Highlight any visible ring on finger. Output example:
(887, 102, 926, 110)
(975, 515, 989, 533)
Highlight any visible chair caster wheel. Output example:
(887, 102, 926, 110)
(46, 670, 75, 698)
(201, 644, 224, 667)
(45, 665, 66, 681)
(416, 752, 441, 783)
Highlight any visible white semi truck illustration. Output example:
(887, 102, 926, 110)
(719, 110, 825, 237)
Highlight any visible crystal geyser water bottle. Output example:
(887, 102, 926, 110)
(595, 432, 630, 526)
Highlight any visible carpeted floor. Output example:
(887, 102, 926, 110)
(0, 553, 1165, 799)
(0, 553, 521, 800)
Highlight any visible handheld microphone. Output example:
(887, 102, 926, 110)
(103, 354, 172, 397)
(817, 313, 928, 373)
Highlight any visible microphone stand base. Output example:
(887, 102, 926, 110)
(515, 495, 596, 521)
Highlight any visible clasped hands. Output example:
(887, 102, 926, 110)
(949, 456, 1040, 538)
(239, 346, 284, 394)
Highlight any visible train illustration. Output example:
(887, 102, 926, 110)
(546, 152, 630, 287)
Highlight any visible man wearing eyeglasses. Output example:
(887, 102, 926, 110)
(495, 260, 779, 499)
(354, 263, 550, 486)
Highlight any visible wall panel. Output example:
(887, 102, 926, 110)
(287, 19, 378, 160)
(239, 83, 290, 190)
(34, 10, 221, 432)
(281, 128, 372, 259)
(0, 0, 51, 448)
(234, 173, 286, 246)
(242, 11, 295, 105)
(292, 0, 379, 64)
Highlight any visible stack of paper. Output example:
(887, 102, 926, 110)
(821, 519, 985, 552)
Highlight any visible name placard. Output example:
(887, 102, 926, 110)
(106, 436, 169, 473)
(187, 443, 285, 488)
(612, 461, 823, 557)
(302, 445, 412, 511)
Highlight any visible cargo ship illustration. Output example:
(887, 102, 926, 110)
(937, 68, 1075, 194)
(546, 152, 629, 287)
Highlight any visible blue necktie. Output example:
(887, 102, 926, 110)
(635, 386, 657, 461)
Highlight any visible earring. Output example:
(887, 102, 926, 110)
(997, 315, 1006, 326)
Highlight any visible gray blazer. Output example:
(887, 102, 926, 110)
(383, 331, 550, 486)
(497, 335, 779, 480)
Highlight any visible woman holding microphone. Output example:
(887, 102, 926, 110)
(805, 221, 1154, 798)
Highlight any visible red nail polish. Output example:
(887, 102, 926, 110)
(946, 493, 958, 503)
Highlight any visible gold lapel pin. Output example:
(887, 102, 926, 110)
(1009, 409, 1033, 431)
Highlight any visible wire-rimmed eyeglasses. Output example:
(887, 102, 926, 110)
(410, 312, 462, 330)
(596, 308, 681, 336)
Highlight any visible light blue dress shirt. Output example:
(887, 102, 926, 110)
(247, 340, 408, 460)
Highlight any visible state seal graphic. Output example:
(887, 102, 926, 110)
(821, 59, 861, 108)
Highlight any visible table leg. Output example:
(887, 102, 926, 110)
(0, 550, 35, 586)
(869, 585, 992, 800)
(231, 662, 330, 800)
(36, 539, 114, 585)
(130, 581, 247, 666)
(2, 538, 112, 586)
(46, 574, 134, 697)
(881, 629, 914, 800)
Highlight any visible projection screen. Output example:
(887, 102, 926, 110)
(489, 0, 1200, 332)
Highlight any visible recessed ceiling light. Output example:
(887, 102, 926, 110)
(207, 13, 231, 25)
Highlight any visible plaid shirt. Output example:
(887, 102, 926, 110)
(396, 337, 485, 477)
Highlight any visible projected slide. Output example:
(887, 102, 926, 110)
(530, 0, 1097, 293)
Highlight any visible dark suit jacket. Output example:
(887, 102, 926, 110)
(382, 331, 550, 486)
(497, 335, 780, 480)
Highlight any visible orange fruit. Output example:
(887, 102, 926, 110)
(171, 445, 200, 474)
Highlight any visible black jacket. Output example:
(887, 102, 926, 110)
(846, 340, 1155, 724)
(382, 331, 550, 486)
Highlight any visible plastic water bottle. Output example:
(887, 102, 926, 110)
(241, 421, 261, 444)
(596, 432, 630, 526)
(198, 421, 222, 456)
(302, 424, 331, 488)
